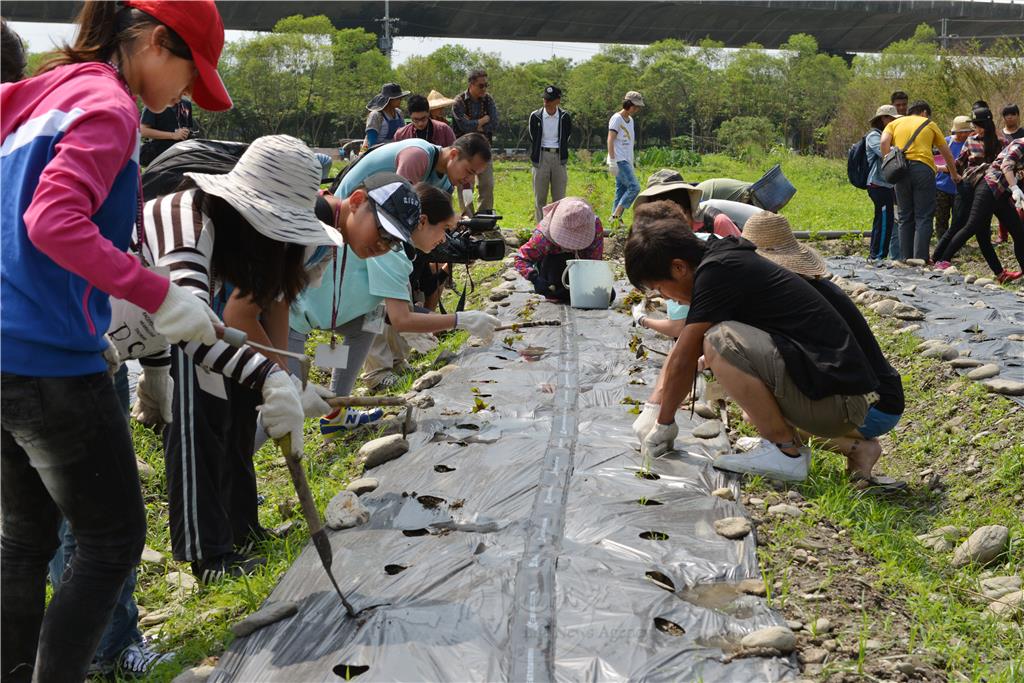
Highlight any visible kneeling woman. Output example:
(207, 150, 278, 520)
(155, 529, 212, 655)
(289, 180, 501, 438)
(513, 197, 604, 301)
(135, 135, 341, 582)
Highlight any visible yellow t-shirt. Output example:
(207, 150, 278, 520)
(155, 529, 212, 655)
(883, 115, 945, 171)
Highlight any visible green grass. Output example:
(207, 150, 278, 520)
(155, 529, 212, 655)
(492, 150, 873, 239)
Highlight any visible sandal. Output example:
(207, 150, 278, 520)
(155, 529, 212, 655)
(850, 472, 908, 492)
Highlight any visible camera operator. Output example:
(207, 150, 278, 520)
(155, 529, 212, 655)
(140, 98, 195, 166)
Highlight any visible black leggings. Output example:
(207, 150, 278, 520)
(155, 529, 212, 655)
(933, 183, 1024, 276)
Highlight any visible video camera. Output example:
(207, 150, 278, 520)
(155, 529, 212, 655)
(423, 210, 506, 264)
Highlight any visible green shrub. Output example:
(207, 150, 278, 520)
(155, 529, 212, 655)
(634, 146, 701, 169)
(717, 116, 780, 160)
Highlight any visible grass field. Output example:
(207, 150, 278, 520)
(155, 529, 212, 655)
(492, 150, 873, 238)
(97, 153, 1023, 682)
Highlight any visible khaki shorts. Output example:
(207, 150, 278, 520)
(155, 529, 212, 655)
(705, 321, 872, 438)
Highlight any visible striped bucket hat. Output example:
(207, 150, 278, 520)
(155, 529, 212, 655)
(185, 135, 344, 246)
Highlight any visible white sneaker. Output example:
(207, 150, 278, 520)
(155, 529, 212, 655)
(115, 641, 175, 678)
(713, 442, 810, 482)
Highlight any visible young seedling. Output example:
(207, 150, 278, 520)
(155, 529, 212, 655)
(471, 396, 491, 413)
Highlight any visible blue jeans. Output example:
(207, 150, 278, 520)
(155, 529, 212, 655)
(867, 185, 895, 260)
(47, 365, 142, 667)
(858, 406, 902, 439)
(894, 161, 937, 260)
(612, 160, 640, 213)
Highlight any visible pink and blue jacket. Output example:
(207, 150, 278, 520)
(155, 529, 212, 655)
(1, 62, 168, 376)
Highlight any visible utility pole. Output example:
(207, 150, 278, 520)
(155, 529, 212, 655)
(940, 17, 948, 49)
(378, 0, 398, 63)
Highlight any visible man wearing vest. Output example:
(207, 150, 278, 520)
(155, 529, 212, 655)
(529, 85, 572, 222)
(453, 68, 499, 213)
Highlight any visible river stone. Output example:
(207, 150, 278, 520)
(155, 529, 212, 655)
(502, 271, 518, 281)
(376, 414, 417, 437)
(358, 434, 410, 469)
(987, 590, 1024, 619)
(980, 576, 1022, 601)
(965, 274, 977, 284)
(437, 364, 460, 377)
(345, 477, 379, 496)
(966, 364, 1000, 380)
(768, 503, 803, 518)
(982, 379, 1024, 396)
(921, 344, 959, 361)
(974, 277, 994, 286)
(411, 370, 443, 391)
(893, 303, 924, 320)
(916, 525, 963, 552)
(803, 647, 828, 664)
(869, 299, 899, 316)
(741, 626, 796, 653)
(165, 571, 197, 596)
(693, 420, 722, 439)
(230, 600, 299, 637)
(738, 578, 767, 596)
(141, 546, 166, 565)
(949, 357, 985, 368)
(324, 490, 370, 530)
(714, 516, 752, 539)
(407, 393, 435, 409)
(917, 339, 944, 350)
(952, 525, 1010, 568)
(813, 617, 832, 634)
(694, 402, 719, 419)
(906, 258, 926, 267)
(712, 487, 735, 501)
(171, 666, 216, 683)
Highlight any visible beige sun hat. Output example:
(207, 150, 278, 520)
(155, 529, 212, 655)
(427, 89, 456, 110)
(951, 115, 972, 133)
(184, 135, 343, 247)
(870, 104, 901, 128)
(743, 211, 829, 279)
(634, 168, 704, 213)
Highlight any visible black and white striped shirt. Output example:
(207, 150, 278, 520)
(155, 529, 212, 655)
(138, 189, 277, 391)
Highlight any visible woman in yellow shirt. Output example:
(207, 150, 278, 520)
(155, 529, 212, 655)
(880, 100, 961, 261)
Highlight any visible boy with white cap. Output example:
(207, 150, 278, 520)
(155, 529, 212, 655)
(935, 115, 973, 240)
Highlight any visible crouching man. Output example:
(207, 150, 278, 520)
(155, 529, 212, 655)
(626, 201, 879, 482)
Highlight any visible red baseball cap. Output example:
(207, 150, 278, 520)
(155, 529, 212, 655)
(123, 0, 232, 112)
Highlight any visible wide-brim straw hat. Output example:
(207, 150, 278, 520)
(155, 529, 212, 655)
(743, 211, 829, 278)
(870, 104, 901, 128)
(427, 89, 456, 110)
(185, 135, 344, 247)
(367, 83, 410, 112)
(538, 197, 596, 251)
(634, 168, 703, 212)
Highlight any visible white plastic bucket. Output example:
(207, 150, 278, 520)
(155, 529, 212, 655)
(561, 259, 614, 309)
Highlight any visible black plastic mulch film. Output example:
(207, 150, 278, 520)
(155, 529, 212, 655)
(213, 278, 798, 682)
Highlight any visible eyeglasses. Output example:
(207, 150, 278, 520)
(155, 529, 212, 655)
(411, 114, 430, 123)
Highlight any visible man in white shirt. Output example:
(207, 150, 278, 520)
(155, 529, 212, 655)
(528, 85, 573, 221)
(607, 90, 644, 228)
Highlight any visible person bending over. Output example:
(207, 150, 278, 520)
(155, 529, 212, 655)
(513, 197, 604, 302)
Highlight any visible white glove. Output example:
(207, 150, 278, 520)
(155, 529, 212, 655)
(132, 365, 172, 427)
(292, 375, 333, 419)
(102, 335, 121, 377)
(455, 310, 500, 343)
(260, 371, 305, 454)
(606, 157, 619, 177)
(641, 421, 679, 460)
(1011, 185, 1024, 209)
(151, 283, 219, 346)
(631, 301, 648, 328)
(632, 402, 659, 441)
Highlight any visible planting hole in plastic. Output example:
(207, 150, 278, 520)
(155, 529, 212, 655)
(645, 570, 676, 592)
(384, 564, 407, 575)
(639, 531, 670, 541)
(635, 471, 660, 481)
(654, 617, 685, 636)
(434, 464, 456, 473)
(637, 498, 663, 505)
(332, 664, 369, 678)
(402, 528, 430, 537)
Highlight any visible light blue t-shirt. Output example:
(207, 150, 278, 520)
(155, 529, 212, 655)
(290, 248, 413, 334)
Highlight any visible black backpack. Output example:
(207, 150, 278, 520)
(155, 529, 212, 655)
(847, 135, 870, 190)
(141, 139, 249, 201)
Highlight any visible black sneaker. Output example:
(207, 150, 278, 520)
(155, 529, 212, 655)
(234, 526, 278, 555)
(191, 552, 267, 585)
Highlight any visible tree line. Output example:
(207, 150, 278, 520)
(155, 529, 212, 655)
(27, 17, 1022, 157)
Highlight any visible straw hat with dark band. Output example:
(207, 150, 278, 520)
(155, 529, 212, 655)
(743, 211, 829, 278)
(634, 168, 703, 212)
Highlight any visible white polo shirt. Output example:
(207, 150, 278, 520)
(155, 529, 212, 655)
(541, 108, 560, 149)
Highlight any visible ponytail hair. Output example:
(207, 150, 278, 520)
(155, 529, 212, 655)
(415, 183, 455, 225)
(40, 1, 191, 74)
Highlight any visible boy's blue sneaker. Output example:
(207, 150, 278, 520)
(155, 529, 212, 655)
(320, 408, 385, 439)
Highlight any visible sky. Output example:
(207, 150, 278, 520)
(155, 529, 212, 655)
(8, 21, 614, 65)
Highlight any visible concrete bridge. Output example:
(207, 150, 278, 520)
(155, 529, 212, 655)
(5, 1, 1023, 54)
